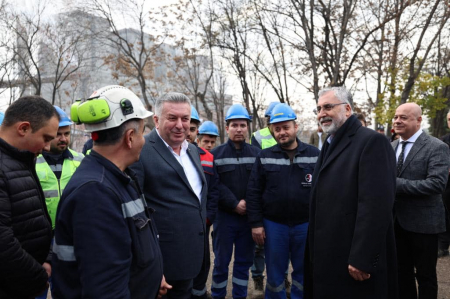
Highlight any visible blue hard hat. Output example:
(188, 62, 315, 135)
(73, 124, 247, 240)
(198, 121, 219, 136)
(269, 103, 297, 124)
(265, 102, 280, 117)
(0, 112, 4, 126)
(191, 105, 200, 123)
(225, 104, 252, 122)
(54, 106, 73, 127)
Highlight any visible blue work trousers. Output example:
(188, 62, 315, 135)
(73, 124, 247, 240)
(264, 219, 308, 299)
(212, 210, 255, 299)
(251, 244, 265, 278)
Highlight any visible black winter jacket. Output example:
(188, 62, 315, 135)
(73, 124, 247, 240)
(0, 138, 52, 298)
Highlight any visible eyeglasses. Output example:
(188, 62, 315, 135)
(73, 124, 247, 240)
(313, 103, 347, 115)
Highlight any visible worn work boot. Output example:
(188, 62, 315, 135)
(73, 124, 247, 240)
(253, 276, 264, 291)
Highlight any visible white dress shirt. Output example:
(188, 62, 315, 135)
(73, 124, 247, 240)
(156, 129, 203, 202)
(396, 129, 423, 162)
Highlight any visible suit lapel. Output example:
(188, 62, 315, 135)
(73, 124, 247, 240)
(318, 116, 360, 172)
(148, 129, 199, 197)
(320, 134, 352, 171)
(398, 132, 427, 176)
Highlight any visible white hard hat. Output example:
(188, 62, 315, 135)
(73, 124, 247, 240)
(71, 85, 153, 133)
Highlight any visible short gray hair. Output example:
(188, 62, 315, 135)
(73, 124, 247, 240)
(155, 92, 191, 116)
(318, 86, 353, 111)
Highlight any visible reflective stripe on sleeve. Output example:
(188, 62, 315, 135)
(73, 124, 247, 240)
(121, 199, 145, 218)
(53, 241, 76, 262)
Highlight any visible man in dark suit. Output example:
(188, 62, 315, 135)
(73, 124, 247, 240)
(131, 93, 207, 299)
(305, 86, 398, 299)
(392, 103, 450, 299)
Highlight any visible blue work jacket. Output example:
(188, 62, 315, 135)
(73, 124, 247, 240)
(247, 139, 320, 227)
(52, 151, 163, 299)
(211, 139, 261, 213)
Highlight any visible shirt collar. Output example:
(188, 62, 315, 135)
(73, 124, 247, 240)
(156, 128, 189, 153)
(399, 129, 423, 143)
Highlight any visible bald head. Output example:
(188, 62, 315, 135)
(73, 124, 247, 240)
(399, 103, 422, 117)
(393, 103, 422, 140)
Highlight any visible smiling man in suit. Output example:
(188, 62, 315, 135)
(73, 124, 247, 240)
(305, 86, 398, 299)
(131, 93, 207, 299)
(392, 103, 450, 299)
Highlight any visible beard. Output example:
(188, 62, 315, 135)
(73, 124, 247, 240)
(319, 115, 347, 135)
(278, 136, 296, 148)
(50, 142, 67, 154)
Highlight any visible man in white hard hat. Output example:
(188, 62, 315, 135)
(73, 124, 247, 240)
(52, 85, 169, 299)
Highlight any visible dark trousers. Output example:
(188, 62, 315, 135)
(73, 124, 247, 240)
(191, 225, 211, 299)
(438, 193, 450, 251)
(163, 279, 193, 299)
(395, 220, 438, 299)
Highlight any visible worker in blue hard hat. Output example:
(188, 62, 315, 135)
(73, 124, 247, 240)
(0, 112, 4, 126)
(251, 101, 292, 292)
(187, 105, 201, 143)
(251, 102, 279, 150)
(210, 104, 261, 299)
(197, 121, 219, 151)
(35, 105, 85, 299)
(187, 107, 220, 299)
(247, 103, 320, 299)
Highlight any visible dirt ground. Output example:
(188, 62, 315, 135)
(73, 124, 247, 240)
(204, 236, 450, 299)
(46, 236, 450, 299)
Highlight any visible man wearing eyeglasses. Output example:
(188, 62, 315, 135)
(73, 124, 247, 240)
(305, 86, 398, 299)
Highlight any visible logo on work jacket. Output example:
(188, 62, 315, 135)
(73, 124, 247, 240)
(305, 174, 312, 183)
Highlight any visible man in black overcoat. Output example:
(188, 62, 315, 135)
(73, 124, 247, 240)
(305, 86, 398, 299)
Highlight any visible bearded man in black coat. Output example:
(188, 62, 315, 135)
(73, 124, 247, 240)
(305, 86, 398, 299)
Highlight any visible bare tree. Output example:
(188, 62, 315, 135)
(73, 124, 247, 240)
(86, 0, 166, 110)
(42, 13, 88, 104)
(210, 62, 229, 143)
(400, 0, 450, 103)
(2, 0, 49, 96)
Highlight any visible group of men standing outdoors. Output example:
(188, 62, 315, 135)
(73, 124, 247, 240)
(0, 84, 449, 299)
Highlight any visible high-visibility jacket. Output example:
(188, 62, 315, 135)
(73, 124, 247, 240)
(251, 127, 277, 149)
(36, 149, 84, 228)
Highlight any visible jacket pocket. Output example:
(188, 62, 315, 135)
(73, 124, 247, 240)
(217, 164, 236, 173)
(132, 216, 155, 267)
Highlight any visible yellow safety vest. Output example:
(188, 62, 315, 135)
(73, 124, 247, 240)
(252, 127, 277, 149)
(36, 149, 84, 229)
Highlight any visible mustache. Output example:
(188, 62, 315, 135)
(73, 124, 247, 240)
(320, 117, 333, 123)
